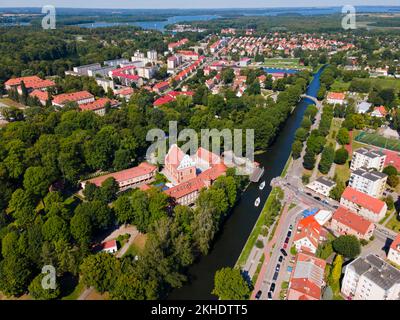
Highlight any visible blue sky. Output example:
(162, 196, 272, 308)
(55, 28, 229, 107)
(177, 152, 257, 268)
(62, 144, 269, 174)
(1, 0, 399, 9)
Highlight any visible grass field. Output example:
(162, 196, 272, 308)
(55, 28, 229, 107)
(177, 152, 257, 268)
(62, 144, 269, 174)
(262, 58, 309, 70)
(355, 131, 400, 152)
(330, 80, 350, 92)
(330, 77, 400, 93)
(386, 214, 400, 233)
(0, 98, 25, 109)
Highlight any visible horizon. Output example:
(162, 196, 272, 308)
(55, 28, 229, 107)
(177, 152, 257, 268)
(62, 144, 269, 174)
(1, 2, 400, 10)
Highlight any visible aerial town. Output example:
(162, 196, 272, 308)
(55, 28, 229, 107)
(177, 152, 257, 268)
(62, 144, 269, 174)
(0, 5, 400, 305)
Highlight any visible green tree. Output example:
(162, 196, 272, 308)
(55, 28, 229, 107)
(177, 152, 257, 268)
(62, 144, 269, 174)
(332, 235, 361, 259)
(292, 140, 303, 159)
(28, 273, 60, 300)
(319, 145, 335, 174)
(212, 267, 251, 300)
(42, 216, 70, 243)
(387, 175, 399, 188)
(334, 148, 349, 165)
(329, 181, 346, 201)
(383, 165, 398, 177)
(303, 150, 316, 170)
(23, 166, 53, 197)
(70, 210, 93, 246)
(0, 254, 32, 297)
(336, 128, 350, 145)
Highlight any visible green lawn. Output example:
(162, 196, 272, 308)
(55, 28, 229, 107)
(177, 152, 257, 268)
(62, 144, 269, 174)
(0, 98, 26, 109)
(261, 58, 310, 70)
(330, 80, 350, 92)
(330, 77, 400, 93)
(386, 214, 400, 233)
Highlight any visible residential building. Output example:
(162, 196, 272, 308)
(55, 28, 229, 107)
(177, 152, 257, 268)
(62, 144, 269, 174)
(349, 168, 387, 198)
(153, 81, 170, 94)
(111, 66, 143, 87)
(326, 92, 345, 105)
(5, 76, 55, 92)
(101, 240, 118, 254)
(313, 209, 333, 226)
(164, 176, 205, 206)
(177, 50, 199, 61)
(287, 252, 326, 300)
(168, 38, 189, 52)
(371, 106, 388, 118)
(340, 187, 387, 223)
(95, 78, 114, 92)
(79, 98, 119, 116)
(29, 89, 50, 106)
(81, 162, 157, 192)
(115, 87, 134, 101)
(73, 63, 102, 76)
(52, 91, 95, 107)
(306, 177, 336, 197)
(331, 206, 375, 240)
(147, 50, 158, 61)
(239, 58, 251, 67)
(388, 234, 400, 267)
(341, 254, 400, 300)
(356, 101, 372, 114)
(87, 65, 116, 78)
(153, 91, 193, 107)
(350, 147, 386, 171)
(104, 58, 130, 67)
(293, 215, 325, 254)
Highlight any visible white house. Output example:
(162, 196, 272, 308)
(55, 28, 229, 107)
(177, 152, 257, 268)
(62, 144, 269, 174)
(306, 177, 336, 197)
(348, 168, 388, 198)
(327, 92, 345, 105)
(350, 147, 386, 172)
(101, 240, 118, 254)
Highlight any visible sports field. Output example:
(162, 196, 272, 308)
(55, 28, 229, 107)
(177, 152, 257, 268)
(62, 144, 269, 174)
(354, 131, 400, 152)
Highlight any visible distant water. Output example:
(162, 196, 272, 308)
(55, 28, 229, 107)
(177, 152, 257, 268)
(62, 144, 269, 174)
(264, 67, 299, 74)
(76, 15, 220, 31)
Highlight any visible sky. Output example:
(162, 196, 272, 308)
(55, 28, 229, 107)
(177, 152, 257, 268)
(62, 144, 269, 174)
(1, 0, 399, 9)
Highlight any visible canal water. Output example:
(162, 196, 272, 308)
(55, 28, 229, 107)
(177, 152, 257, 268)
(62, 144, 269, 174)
(169, 66, 324, 300)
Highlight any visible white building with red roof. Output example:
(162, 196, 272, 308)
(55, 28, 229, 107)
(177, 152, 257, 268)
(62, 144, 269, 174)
(340, 187, 387, 223)
(29, 89, 50, 106)
(327, 92, 346, 105)
(287, 252, 326, 300)
(164, 144, 197, 185)
(388, 234, 400, 266)
(293, 215, 325, 254)
(5, 76, 55, 92)
(81, 162, 157, 192)
(101, 240, 118, 254)
(52, 91, 95, 107)
(371, 106, 388, 118)
(331, 206, 375, 240)
(79, 98, 119, 116)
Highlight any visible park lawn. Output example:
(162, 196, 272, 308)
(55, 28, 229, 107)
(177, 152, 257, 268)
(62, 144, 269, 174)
(327, 118, 342, 146)
(334, 161, 351, 185)
(386, 214, 400, 233)
(330, 80, 350, 92)
(0, 98, 25, 109)
(124, 233, 147, 257)
(358, 77, 400, 91)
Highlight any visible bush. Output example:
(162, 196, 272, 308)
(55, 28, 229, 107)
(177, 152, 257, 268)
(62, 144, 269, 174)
(302, 174, 311, 185)
(334, 148, 349, 165)
(383, 165, 398, 177)
(255, 240, 264, 249)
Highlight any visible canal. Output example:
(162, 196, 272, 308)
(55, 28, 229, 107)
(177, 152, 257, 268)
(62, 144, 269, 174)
(169, 66, 324, 300)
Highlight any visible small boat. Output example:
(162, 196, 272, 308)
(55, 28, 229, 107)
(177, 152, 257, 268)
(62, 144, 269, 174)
(255, 197, 261, 207)
(259, 181, 266, 190)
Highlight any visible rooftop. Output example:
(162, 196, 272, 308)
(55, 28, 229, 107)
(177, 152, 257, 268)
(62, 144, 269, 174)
(332, 206, 374, 235)
(341, 187, 386, 214)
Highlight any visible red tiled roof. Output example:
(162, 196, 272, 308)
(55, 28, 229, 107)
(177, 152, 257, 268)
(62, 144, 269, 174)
(390, 234, 400, 253)
(373, 106, 388, 116)
(198, 163, 227, 182)
(332, 206, 374, 235)
(84, 162, 157, 187)
(327, 92, 345, 100)
(53, 91, 94, 105)
(5, 76, 55, 89)
(79, 98, 118, 111)
(164, 176, 205, 200)
(293, 216, 321, 249)
(29, 89, 49, 102)
(102, 240, 117, 250)
(341, 187, 386, 214)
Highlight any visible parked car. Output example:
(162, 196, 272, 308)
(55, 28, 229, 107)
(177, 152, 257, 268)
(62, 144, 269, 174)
(306, 193, 312, 196)
(278, 255, 283, 263)
(283, 243, 288, 250)
(289, 225, 293, 231)
(273, 271, 279, 281)
(276, 264, 281, 272)
(285, 237, 290, 244)
(287, 231, 292, 238)
(267, 292, 273, 300)
(280, 248, 288, 256)
(255, 290, 262, 300)
(270, 283, 276, 293)
(314, 196, 321, 201)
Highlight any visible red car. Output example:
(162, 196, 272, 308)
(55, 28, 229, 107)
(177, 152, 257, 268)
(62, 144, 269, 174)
(283, 243, 288, 250)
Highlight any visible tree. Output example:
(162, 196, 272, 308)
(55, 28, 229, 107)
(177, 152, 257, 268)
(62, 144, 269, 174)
(334, 148, 349, 165)
(23, 166, 53, 197)
(7, 188, 36, 227)
(336, 128, 350, 145)
(80, 253, 120, 294)
(98, 177, 119, 203)
(385, 195, 395, 210)
(0, 254, 32, 297)
(74, 201, 113, 231)
(295, 127, 308, 142)
(221, 68, 235, 84)
(301, 117, 312, 130)
(212, 267, 251, 300)
(383, 165, 398, 177)
(330, 254, 343, 284)
(292, 140, 303, 159)
(28, 273, 60, 300)
(332, 235, 361, 259)
(82, 182, 98, 201)
(303, 150, 316, 170)
(42, 216, 70, 243)
(387, 175, 399, 188)
(319, 145, 335, 174)
(330, 181, 346, 201)
(70, 210, 93, 246)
